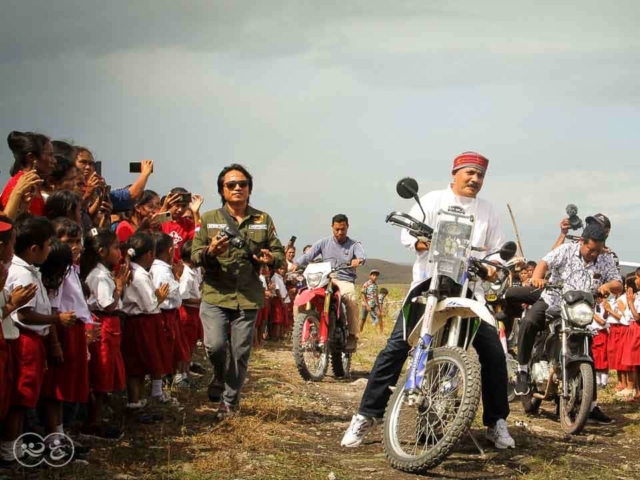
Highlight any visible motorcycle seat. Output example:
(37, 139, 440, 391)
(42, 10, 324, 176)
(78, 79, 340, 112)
(545, 308, 561, 321)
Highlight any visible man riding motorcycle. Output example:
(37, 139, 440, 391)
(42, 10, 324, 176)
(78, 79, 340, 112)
(291, 214, 365, 352)
(515, 223, 623, 417)
(341, 152, 515, 450)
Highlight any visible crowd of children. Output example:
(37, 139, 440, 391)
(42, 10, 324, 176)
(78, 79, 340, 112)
(591, 269, 640, 401)
(0, 131, 207, 467)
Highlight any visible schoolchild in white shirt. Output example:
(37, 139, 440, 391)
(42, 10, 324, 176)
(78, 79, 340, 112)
(121, 232, 169, 408)
(178, 240, 202, 371)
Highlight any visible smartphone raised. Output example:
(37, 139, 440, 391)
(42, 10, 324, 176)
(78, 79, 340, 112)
(155, 211, 172, 224)
(129, 162, 153, 173)
(179, 193, 192, 204)
(103, 185, 112, 200)
(95, 161, 102, 176)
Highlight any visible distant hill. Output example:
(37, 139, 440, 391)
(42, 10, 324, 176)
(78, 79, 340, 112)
(355, 258, 412, 285)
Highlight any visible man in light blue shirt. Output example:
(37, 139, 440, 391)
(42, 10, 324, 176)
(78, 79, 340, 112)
(292, 214, 365, 351)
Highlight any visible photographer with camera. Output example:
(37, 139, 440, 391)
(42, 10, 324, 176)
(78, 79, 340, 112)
(191, 164, 284, 418)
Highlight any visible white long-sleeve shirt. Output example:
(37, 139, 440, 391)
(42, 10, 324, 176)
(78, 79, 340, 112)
(400, 185, 504, 287)
(122, 262, 161, 315)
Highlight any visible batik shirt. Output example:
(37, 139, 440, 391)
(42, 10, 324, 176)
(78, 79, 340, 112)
(541, 242, 621, 310)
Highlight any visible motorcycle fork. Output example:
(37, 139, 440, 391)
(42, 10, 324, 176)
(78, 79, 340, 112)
(321, 283, 334, 345)
(404, 274, 440, 395)
(561, 318, 569, 399)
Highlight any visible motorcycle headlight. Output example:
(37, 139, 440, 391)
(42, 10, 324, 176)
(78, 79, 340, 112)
(306, 272, 324, 289)
(567, 302, 594, 328)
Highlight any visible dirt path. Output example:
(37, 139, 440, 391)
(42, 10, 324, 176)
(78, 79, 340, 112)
(244, 343, 640, 480)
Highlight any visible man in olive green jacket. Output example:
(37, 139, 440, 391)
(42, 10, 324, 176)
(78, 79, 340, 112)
(192, 164, 284, 416)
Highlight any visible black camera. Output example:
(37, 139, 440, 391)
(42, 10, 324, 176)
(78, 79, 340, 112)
(217, 226, 246, 249)
(565, 204, 583, 231)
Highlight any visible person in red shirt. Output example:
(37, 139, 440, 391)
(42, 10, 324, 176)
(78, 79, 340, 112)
(1, 131, 55, 217)
(115, 190, 162, 244)
(160, 188, 203, 263)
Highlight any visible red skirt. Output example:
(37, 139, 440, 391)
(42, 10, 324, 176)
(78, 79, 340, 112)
(622, 321, 640, 368)
(42, 323, 89, 403)
(271, 301, 286, 326)
(164, 309, 189, 367)
(121, 313, 168, 376)
(591, 329, 608, 371)
(0, 339, 12, 420)
(608, 324, 631, 372)
(256, 300, 270, 330)
(9, 329, 46, 408)
(180, 306, 200, 355)
(88, 314, 126, 393)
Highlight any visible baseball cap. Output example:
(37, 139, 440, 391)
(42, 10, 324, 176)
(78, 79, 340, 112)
(369, 269, 380, 275)
(585, 213, 611, 230)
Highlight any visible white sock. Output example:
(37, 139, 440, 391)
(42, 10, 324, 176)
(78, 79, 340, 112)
(0, 441, 17, 461)
(151, 379, 163, 397)
(601, 373, 609, 386)
(518, 365, 529, 373)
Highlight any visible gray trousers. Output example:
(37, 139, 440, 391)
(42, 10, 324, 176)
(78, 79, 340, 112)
(200, 302, 258, 408)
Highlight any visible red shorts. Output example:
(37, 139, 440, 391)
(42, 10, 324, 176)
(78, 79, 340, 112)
(164, 309, 189, 367)
(608, 324, 631, 372)
(42, 323, 89, 403)
(88, 314, 126, 393)
(122, 313, 168, 376)
(591, 329, 608, 371)
(10, 329, 46, 408)
(622, 321, 640, 368)
(256, 300, 270, 330)
(0, 339, 12, 420)
(180, 306, 200, 355)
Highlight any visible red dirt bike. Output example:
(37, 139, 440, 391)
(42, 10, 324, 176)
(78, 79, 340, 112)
(292, 262, 352, 381)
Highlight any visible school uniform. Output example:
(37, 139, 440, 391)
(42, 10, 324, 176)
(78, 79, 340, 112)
(607, 296, 630, 372)
(178, 264, 202, 354)
(86, 263, 126, 393)
(589, 304, 608, 371)
(270, 273, 291, 328)
(42, 265, 91, 403)
(5, 255, 51, 408)
(0, 289, 18, 419)
(150, 259, 188, 370)
(622, 293, 640, 368)
(255, 275, 270, 331)
(121, 262, 166, 376)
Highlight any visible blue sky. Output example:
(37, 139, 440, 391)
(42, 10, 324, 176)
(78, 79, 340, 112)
(1, 1, 638, 264)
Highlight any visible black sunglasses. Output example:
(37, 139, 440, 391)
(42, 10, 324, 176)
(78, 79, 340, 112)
(224, 180, 249, 190)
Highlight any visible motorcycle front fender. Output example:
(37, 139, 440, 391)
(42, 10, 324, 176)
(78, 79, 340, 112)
(407, 297, 496, 347)
(294, 288, 325, 308)
(564, 354, 594, 368)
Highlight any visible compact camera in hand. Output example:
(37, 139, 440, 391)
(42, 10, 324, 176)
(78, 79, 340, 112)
(216, 226, 246, 249)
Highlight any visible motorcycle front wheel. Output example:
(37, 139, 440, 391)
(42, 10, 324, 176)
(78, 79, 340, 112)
(382, 346, 481, 474)
(560, 362, 594, 435)
(292, 311, 329, 381)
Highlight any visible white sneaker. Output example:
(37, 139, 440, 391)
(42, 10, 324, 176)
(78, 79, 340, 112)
(486, 419, 515, 449)
(340, 414, 376, 448)
(125, 399, 148, 410)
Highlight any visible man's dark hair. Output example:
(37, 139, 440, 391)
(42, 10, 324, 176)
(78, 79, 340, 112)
(180, 240, 193, 262)
(332, 214, 349, 225)
(636, 267, 640, 276)
(14, 214, 54, 255)
(526, 260, 537, 269)
(216, 164, 253, 205)
(581, 223, 607, 243)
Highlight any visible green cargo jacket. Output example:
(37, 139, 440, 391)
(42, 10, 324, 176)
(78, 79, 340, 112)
(192, 205, 284, 310)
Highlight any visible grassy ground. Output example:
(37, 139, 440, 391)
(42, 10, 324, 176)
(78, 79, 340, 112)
(8, 285, 640, 479)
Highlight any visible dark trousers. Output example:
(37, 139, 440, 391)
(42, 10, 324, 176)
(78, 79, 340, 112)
(516, 299, 549, 365)
(504, 286, 542, 324)
(358, 306, 510, 427)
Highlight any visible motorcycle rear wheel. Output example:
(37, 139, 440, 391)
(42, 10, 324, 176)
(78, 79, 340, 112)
(382, 346, 481, 474)
(292, 311, 329, 381)
(560, 362, 594, 435)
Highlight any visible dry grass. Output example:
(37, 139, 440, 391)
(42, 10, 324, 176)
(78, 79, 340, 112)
(10, 284, 640, 479)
